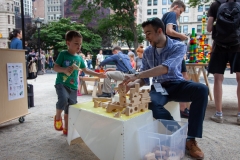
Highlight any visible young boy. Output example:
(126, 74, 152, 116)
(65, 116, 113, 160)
(53, 30, 106, 135)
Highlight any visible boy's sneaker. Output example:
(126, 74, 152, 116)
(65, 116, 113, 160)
(63, 128, 68, 135)
(210, 114, 223, 123)
(237, 116, 240, 125)
(54, 116, 63, 131)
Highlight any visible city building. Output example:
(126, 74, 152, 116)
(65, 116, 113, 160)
(44, 0, 64, 23)
(33, 0, 45, 19)
(23, 0, 33, 17)
(0, 0, 16, 48)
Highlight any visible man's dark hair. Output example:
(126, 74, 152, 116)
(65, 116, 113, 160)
(112, 46, 121, 51)
(65, 30, 82, 41)
(171, 0, 186, 11)
(142, 18, 166, 34)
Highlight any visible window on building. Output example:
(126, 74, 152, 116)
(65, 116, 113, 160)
(54, 14, 56, 20)
(153, 0, 158, 5)
(168, 0, 172, 5)
(48, 16, 50, 20)
(48, 7, 50, 12)
(183, 16, 189, 22)
(147, 9, 151, 15)
(153, 9, 157, 15)
(205, 5, 210, 11)
(162, 0, 167, 5)
(179, 26, 182, 33)
(147, 41, 150, 46)
(12, 16, 14, 24)
(162, 8, 167, 15)
(8, 15, 10, 24)
(183, 25, 188, 33)
(148, 0, 151, 6)
(185, 7, 189, 13)
(8, 28, 11, 34)
(7, 3, 9, 11)
(51, 16, 53, 20)
(56, 6, 58, 11)
(197, 15, 202, 21)
(197, 25, 202, 33)
(54, 6, 56, 11)
(11, 4, 13, 12)
(198, 5, 203, 12)
(179, 16, 182, 22)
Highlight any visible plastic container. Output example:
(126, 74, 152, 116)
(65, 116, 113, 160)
(138, 119, 188, 160)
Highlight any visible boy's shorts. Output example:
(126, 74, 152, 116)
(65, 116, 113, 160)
(55, 83, 77, 114)
(208, 52, 240, 74)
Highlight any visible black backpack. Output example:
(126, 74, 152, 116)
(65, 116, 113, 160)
(212, 0, 240, 47)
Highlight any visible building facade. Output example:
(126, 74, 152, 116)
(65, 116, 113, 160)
(0, 0, 16, 48)
(33, 0, 45, 19)
(44, 0, 64, 23)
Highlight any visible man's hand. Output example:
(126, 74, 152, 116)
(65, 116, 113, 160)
(118, 83, 131, 93)
(122, 74, 137, 85)
(64, 66, 74, 76)
(97, 73, 107, 78)
(180, 34, 188, 41)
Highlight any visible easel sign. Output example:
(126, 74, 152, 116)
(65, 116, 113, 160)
(7, 63, 24, 101)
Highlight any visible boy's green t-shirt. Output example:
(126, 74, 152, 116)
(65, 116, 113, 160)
(55, 50, 86, 89)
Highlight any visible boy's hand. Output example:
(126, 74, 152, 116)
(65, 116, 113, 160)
(64, 66, 74, 76)
(98, 73, 107, 78)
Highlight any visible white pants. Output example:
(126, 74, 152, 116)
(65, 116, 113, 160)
(102, 71, 125, 93)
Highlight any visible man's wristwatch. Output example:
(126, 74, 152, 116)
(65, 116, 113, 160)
(134, 72, 140, 79)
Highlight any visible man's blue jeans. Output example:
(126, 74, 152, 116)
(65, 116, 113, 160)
(149, 80, 208, 138)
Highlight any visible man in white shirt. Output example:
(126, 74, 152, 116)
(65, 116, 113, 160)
(96, 49, 104, 67)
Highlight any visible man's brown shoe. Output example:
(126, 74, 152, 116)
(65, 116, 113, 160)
(186, 139, 204, 159)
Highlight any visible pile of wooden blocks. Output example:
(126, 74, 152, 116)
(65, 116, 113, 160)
(92, 83, 151, 118)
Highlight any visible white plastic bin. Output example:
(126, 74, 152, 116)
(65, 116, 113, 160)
(138, 119, 188, 160)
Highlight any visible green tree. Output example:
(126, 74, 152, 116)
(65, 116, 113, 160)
(72, 0, 141, 51)
(39, 18, 102, 55)
(97, 14, 144, 49)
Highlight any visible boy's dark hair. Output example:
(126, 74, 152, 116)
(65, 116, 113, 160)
(8, 29, 21, 40)
(65, 30, 82, 41)
(142, 18, 166, 34)
(112, 46, 121, 51)
(171, 0, 186, 11)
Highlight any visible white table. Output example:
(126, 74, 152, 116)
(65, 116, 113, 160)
(67, 101, 153, 160)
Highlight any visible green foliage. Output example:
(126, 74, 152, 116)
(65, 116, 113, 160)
(39, 18, 102, 53)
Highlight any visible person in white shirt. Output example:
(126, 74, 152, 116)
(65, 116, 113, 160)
(96, 49, 104, 68)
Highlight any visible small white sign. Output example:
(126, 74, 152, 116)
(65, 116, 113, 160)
(7, 63, 24, 101)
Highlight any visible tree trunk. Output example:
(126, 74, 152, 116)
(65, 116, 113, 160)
(129, 21, 138, 56)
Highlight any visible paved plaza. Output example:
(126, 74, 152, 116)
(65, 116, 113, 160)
(0, 70, 240, 160)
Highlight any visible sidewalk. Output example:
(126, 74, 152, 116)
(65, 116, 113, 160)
(0, 72, 239, 160)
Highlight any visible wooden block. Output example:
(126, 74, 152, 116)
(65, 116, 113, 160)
(106, 103, 123, 113)
(93, 100, 101, 108)
(125, 106, 139, 116)
(114, 111, 121, 118)
(155, 150, 166, 157)
(72, 63, 80, 70)
(102, 102, 110, 108)
(135, 83, 140, 92)
(118, 84, 126, 94)
(144, 152, 156, 160)
(92, 97, 112, 102)
(140, 89, 150, 98)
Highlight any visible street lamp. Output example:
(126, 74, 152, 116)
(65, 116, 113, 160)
(35, 17, 44, 75)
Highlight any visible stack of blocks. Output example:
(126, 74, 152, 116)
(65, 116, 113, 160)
(92, 83, 151, 118)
